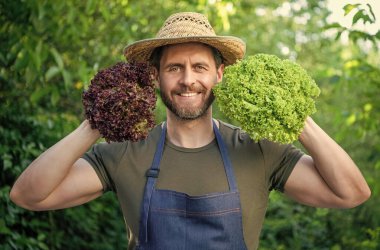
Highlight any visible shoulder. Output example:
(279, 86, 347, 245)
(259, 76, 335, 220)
(217, 119, 298, 154)
(218, 120, 250, 142)
(87, 123, 163, 158)
(217, 120, 262, 156)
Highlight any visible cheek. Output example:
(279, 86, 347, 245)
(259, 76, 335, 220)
(206, 75, 219, 88)
(157, 78, 175, 96)
(158, 73, 176, 87)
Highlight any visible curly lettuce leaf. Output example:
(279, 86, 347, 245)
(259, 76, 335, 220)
(213, 54, 320, 144)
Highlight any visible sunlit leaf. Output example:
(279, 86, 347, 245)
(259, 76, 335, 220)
(346, 113, 356, 125)
(324, 22, 342, 29)
(344, 60, 359, 69)
(363, 103, 372, 112)
(343, 4, 360, 16)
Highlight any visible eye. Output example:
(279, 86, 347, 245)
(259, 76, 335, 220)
(169, 65, 180, 72)
(195, 65, 207, 72)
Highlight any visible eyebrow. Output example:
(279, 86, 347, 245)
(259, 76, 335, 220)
(193, 60, 211, 68)
(163, 61, 211, 69)
(165, 63, 182, 68)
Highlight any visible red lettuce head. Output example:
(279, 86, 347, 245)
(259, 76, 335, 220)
(82, 62, 156, 142)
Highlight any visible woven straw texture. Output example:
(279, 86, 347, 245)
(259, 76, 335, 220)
(124, 12, 246, 66)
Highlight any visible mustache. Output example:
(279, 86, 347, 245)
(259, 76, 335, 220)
(174, 85, 206, 94)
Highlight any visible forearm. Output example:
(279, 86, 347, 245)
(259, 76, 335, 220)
(11, 120, 100, 203)
(299, 117, 370, 203)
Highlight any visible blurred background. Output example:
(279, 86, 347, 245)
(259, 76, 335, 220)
(1, 0, 379, 249)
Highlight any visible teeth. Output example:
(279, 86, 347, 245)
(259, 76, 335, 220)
(180, 92, 198, 97)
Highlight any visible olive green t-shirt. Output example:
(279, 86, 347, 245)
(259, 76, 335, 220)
(83, 120, 303, 250)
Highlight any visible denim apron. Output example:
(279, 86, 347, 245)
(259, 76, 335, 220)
(136, 121, 247, 250)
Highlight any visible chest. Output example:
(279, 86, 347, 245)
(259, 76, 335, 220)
(156, 144, 229, 195)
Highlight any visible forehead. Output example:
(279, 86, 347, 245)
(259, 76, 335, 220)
(160, 42, 215, 65)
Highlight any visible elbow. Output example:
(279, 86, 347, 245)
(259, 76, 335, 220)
(357, 185, 371, 205)
(9, 186, 29, 210)
(9, 186, 22, 207)
(9, 188, 23, 209)
(342, 186, 371, 209)
(9, 186, 44, 212)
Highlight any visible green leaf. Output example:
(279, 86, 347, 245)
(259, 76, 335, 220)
(25, 66, 37, 84)
(367, 4, 376, 22)
(50, 87, 60, 106)
(100, 5, 111, 21)
(37, 0, 46, 20)
(13, 49, 29, 71)
(348, 30, 371, 43)
(30, 87, 49, 104)
(0, 52, 5, 65)
(335, 31, 343, 41)
(0, 218, 12, 235)
(85, 0, 97, 15)
(324, 22, 342, 30)
(352, 10, 363, 25)
(62, 69, 72, 89)
(346, 113, 356, 125)
(343, 4, 360, 16)
(34, 40, 43, 71)
(45, 66, 60, 81)
(2, 153, 12, 170)
(50, 47, 64, 69)
(376, 30, 380, 39)
(352, 9, 373, 25)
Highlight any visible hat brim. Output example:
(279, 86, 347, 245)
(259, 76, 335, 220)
(123, 36, 246, 66)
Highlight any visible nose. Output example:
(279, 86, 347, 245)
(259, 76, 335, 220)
(181, 67, 195, 87)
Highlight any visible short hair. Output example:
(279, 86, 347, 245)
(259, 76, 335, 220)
(149, 43, 224, 70)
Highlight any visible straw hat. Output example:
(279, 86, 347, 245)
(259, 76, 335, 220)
(124, 12, 246, 66)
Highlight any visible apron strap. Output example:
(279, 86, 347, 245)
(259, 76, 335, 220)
(139, 123, 167, 243)
(212, 120, 238, 192)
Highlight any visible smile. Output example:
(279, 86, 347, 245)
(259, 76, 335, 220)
(178, 92, 199, 97)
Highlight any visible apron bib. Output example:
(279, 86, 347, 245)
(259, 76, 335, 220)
(136, 121, 247, 250)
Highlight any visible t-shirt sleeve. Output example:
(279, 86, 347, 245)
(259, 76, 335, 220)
(259, 140, 304, 192)
(82, 141, 127, 192)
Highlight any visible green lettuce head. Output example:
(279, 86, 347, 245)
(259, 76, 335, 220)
(213, 54, 320, 144)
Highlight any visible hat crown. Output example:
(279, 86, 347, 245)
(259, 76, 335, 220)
(124, 12, 245, 66)
(156, 12, 216, 39)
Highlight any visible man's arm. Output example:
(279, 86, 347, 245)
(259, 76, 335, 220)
(284, 117, 371, 208)
(10, 120, 104, 211)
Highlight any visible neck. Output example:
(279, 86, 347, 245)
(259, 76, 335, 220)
(166, 110, 217, 148)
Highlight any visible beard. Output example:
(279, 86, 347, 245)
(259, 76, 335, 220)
(160, 87, 215, 120)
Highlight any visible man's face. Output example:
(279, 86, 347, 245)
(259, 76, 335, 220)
(155, 43, 224, 120)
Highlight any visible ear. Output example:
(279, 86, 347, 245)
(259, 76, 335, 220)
(151, 67, 160, 88)
(216, 64, 225, 83)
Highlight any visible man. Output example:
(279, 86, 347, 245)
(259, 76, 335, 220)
(10, 12, 370, 250)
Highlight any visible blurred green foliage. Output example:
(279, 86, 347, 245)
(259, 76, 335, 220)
(1, 0, 379, 249)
